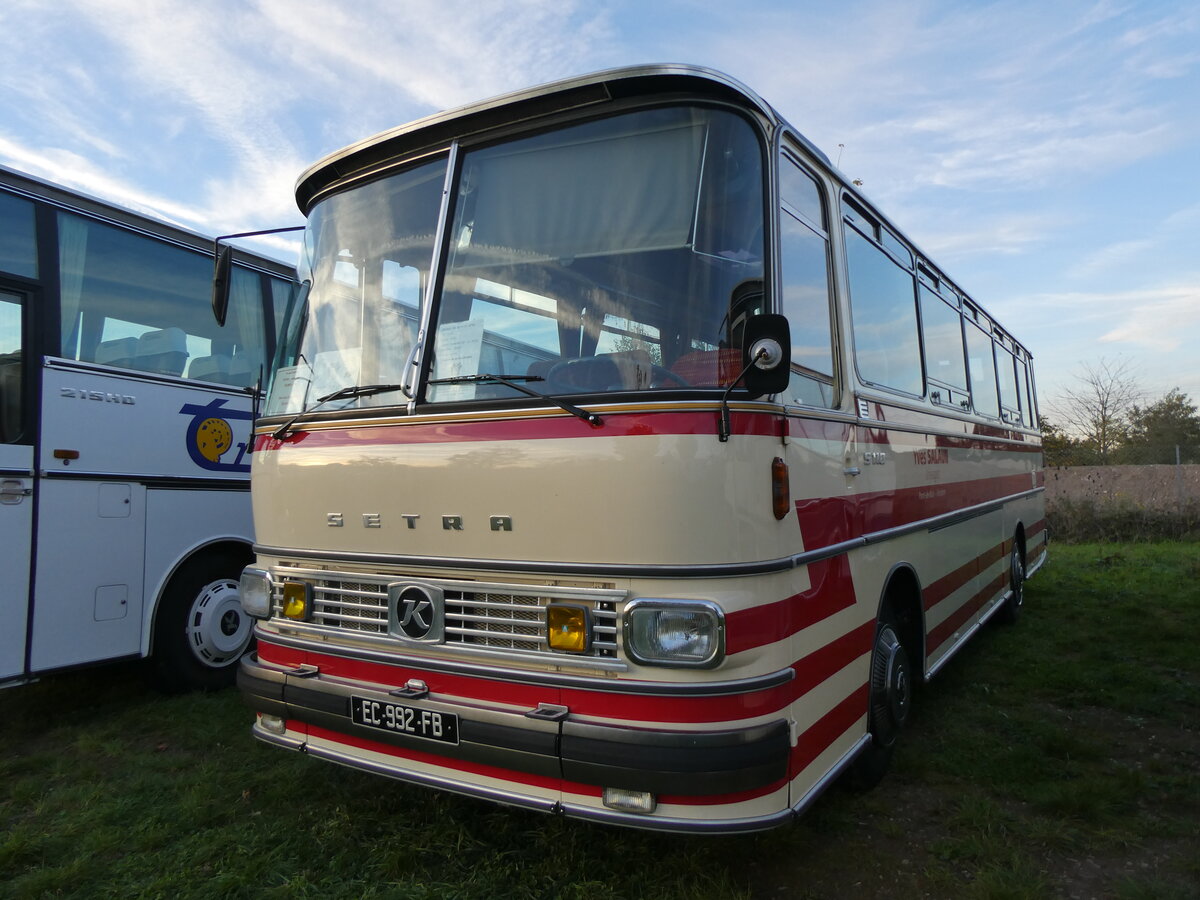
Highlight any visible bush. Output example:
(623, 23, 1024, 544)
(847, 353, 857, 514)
(1047, 497, 1200, 543)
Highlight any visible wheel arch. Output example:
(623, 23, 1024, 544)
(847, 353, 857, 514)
(145, 537, 253, 657)
(874, 562, 926, 680)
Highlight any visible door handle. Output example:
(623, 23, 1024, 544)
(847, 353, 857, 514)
(0, 480, 32, 505)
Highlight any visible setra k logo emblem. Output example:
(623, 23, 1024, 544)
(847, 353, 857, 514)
(388, 583, 444, 643)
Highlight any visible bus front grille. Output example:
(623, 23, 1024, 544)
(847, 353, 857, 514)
(271, 568, 621, 659)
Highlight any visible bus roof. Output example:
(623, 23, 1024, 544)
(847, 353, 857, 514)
(295, 64, 830, 213)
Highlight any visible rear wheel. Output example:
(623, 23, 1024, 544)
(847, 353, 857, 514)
(997, 539, 1026, 625)
(848, 606, 913, 789)
(152, 549, 253, 692)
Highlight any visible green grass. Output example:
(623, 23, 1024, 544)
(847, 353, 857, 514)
(2, 544, 1198, 898)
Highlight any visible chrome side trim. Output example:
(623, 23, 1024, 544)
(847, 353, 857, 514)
(789, 734, 872, 819)
(1027, 548, 1048, 579)
(924, 590, 1009, 682)
(254, 486, 1045, 579)
(256, 626, 796, 697)
(555, 799, 794, 835)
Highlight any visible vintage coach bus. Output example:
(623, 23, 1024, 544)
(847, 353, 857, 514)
(230, 65, 1046, 832)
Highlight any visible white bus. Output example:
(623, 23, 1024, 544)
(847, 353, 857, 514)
(0, 165, 295, 691)
(230, 65, 1046, 832)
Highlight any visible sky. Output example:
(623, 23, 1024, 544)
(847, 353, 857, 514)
(2, 0, 1198, 415)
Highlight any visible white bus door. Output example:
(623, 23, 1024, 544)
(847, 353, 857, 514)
(0, 287, 32, 681)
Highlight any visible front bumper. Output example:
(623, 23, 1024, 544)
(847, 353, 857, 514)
(239, 652, 790, 799)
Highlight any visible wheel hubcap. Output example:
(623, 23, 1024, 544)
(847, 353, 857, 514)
(186, 579, 251, 667)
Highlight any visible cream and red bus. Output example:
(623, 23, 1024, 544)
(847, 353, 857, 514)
(231, 65, 1046, 832)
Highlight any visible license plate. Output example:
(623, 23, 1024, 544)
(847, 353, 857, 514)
(351, 696, 460, 745)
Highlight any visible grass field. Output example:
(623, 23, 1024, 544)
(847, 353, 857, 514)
(2, 543, 1198, 899)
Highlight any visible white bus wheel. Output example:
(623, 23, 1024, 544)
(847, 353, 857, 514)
(152, 550, 253, 692)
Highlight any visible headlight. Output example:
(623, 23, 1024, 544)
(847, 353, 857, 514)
(239, 567, 273, 618)
(623, 600, 724, 668)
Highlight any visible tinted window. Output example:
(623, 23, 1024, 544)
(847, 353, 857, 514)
(57, 212, 267, 386)
(0, 290, 22, 443)
(845, 225, 922, 396)
(0, 192, 37, 279)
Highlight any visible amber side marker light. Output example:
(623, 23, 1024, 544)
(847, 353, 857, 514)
(547, 604, 589, 652)
(771, 457, 790, 520)
(281, 581, 312, 620)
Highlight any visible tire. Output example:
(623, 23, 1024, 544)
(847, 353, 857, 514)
(152, 549, 253, 692)
(997, 538, 1026, 625)
(848, 606, 913, 789)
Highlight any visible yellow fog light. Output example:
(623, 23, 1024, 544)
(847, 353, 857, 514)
(547, 604, 589, 652)
(281, 581, 312, 620)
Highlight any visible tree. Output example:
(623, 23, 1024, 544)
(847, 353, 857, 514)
(1121, 388, 1200, 464)
(1039, 416, 1087, 467)
(1052, 358, 1142, 464)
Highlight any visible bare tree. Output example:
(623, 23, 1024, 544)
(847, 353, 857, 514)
(1052, 358, 1143, 464)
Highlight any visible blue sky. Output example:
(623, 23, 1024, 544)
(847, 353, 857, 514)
(2, 0, 1198, 415)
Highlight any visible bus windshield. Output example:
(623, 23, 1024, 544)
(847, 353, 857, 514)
(267, 105, 766, 416)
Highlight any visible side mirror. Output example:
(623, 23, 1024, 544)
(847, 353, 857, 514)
(741, 313, 790, 399)
(211, 243, 234, 326)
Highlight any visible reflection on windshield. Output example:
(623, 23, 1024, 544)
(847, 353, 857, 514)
(265, 159, 445, 417)
(265, 105, 767, 419)
(427, 106, 766, 403)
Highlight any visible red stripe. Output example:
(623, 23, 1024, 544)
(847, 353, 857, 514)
(923, 537, 1010, 612)
(256, 406, 1045, 454)
(255, 409, 786, 452)
(789, 683, 869, 778)
(927, 569, 1008, 654)
(726, 555, 857, 654)
(794, 472, 1035, 552)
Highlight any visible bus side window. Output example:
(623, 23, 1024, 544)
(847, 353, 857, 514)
(0, 291, 22, 444)
(844, 211, 923, 397)
(56, 212, 267, 388)
(965, 321, 999, 418)
(778, 153, 835, 408)
(0, 192, 38, 279)
(919, 285, 969, 405)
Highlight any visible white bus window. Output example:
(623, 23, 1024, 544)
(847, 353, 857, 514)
(779, 173, 835, 408)
(0, 193, 37, 279)
(919, 286, 968, 395)
(966, 323, 999, 418)
(0, 290, 22, 443)
(845, 225, 922, 396)
(57, 212, 267, 386)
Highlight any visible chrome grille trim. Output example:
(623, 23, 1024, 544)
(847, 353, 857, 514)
(268, 567, 623, 660)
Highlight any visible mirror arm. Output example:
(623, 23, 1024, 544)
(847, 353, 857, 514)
(211, 225, 305, 326)
(718, 347, 769, 443)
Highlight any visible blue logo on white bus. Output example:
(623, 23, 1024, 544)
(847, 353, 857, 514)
(180, 399, 254, 473)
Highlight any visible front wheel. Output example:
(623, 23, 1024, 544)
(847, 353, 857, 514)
(848, 607, 912, 789)
(152, 550, 253, 692)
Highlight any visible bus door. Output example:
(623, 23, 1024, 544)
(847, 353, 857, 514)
(0, 287, 32, 681)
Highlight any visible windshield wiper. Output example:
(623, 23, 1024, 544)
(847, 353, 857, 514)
(271, 383, 409, 440)
(428, 373, 602, 426)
